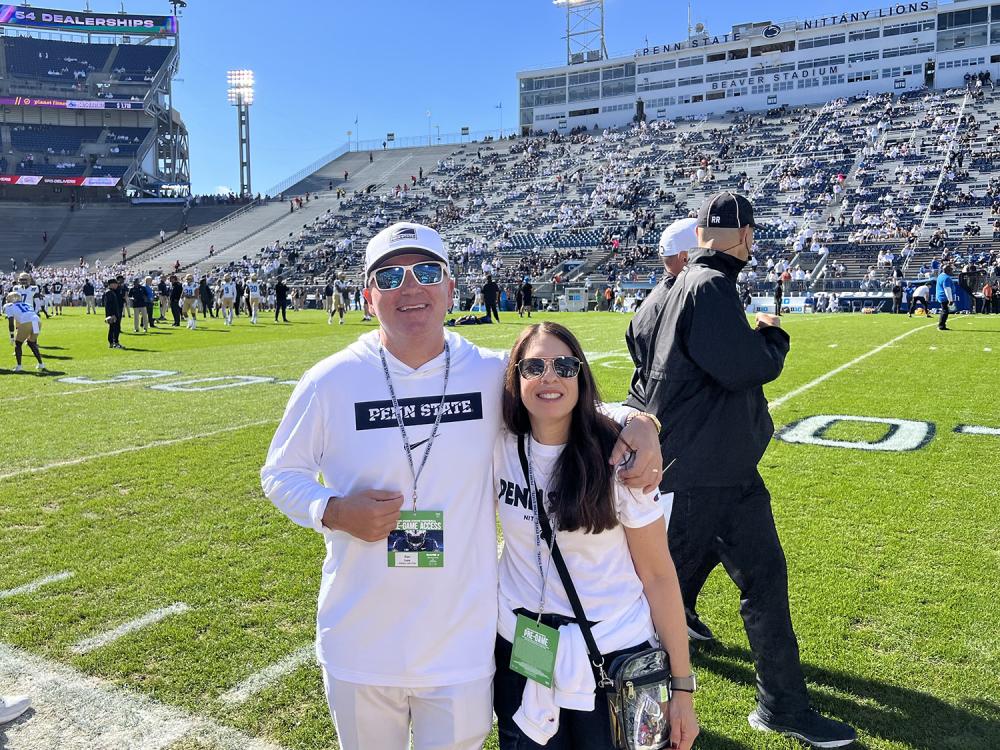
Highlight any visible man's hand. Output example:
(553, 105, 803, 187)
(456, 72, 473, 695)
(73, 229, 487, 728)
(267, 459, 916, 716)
(611, 414, 663, 494)
(755, 312, 781, 329)
(321, 490, 404, 542)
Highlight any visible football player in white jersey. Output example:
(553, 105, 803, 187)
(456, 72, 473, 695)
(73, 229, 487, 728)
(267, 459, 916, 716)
(331, 271, 349, 325)
(182, 273, 198, 329)
(247, 273, 262, 324)
(220, 273, 237, 325)
(13, 272, 37, 308)
(4, 291, 45, 372)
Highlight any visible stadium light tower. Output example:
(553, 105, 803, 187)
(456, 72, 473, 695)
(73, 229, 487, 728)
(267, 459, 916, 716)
(227, 69, 254, 199)
(553, 0, 607, 66)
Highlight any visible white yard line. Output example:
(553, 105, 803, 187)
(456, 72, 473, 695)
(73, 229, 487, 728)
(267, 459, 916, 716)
(769, 324, 933, 411)
(955, 425, 1000, 436)
(0, 571, 74, 600)
(0, 419, 277, 482)
(218, 646, 315, 706)
(0, 642, 288, 750)
(71, 603, 191, 655)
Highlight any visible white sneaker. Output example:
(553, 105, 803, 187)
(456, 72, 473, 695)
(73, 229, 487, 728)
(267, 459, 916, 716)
(36, 363, 46, 371)
(339, 319, 344, 325)
(0, 694, 31, 725)
(13, 364, 23, 373)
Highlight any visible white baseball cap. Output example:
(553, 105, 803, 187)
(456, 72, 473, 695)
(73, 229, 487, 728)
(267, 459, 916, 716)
(365, 222, 451, 278)
(658, 218, 699, 258)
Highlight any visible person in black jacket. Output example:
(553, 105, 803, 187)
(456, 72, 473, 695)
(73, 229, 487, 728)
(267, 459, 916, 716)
(128, 279, 149, 333)
(199, 277, 215, 318)
(104, 278, 124, 348)
(274, 277, 289, 322)
(169, 274, 183, 326)
(482, 274, 500, 322)
(625, 192, 855, 749)
(235, 279, 245, 317)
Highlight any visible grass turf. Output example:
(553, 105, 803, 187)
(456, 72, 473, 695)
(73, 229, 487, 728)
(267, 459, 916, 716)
(1, 307, 998, 750)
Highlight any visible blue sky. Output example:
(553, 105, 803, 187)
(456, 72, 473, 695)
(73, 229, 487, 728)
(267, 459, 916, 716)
(92, 0, 865, 194)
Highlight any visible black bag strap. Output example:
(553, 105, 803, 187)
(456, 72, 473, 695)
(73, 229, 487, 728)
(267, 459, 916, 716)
(517, 434, 613, 688)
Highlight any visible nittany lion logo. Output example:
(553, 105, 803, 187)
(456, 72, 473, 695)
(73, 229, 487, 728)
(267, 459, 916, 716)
(762, 24, 781, 39)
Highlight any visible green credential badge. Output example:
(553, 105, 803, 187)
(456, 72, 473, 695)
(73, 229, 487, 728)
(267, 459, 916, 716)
(510, 614, 560, 688)
(387, 510, 444, 568)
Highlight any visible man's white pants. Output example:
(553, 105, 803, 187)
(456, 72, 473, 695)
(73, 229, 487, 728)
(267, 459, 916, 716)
(323, 673, 493, 750)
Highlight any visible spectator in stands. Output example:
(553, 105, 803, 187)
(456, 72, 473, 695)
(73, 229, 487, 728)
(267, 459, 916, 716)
(625, 192, 856, 748)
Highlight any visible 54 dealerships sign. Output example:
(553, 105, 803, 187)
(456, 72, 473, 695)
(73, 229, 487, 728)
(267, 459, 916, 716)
(0, 5, 177, 35)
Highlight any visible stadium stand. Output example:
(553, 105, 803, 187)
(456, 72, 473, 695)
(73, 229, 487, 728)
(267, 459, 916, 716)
(190, 86, 996, 312)
(2, 37, 114, 83)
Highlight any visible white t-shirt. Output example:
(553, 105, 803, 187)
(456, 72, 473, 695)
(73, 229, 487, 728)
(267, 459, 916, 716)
(261, 330, 506, 688)
(493, 432, 668, 638)
(183, 283, 197, 298)
(4, 301, 39, 326)
(221, 282, 237, 299)
(247, 282, 261, 298)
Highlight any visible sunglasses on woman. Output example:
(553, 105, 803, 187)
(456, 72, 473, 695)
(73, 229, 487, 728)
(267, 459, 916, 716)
(516, 356, 582, 380)
(371, 261, 447, 291)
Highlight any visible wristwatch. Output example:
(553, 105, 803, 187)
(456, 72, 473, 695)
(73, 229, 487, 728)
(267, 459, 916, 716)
(670, 674, 698, 693)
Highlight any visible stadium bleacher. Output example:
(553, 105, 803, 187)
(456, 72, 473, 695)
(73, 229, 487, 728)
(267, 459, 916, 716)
(110, 44, 172, 82)
(190, 85, 993, 310)
(2, 37, 113, 82)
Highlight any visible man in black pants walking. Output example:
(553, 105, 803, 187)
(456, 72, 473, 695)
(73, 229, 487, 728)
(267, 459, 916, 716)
(482, 274, 500, 322)
(104, 278, 124, 349)
(625, 192, 855, 749)
(274, 277, 289, 322)
(169, 274, 183, 326)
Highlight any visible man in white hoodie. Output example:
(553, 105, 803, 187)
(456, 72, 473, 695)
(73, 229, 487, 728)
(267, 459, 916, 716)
(261, 222, 662, 750)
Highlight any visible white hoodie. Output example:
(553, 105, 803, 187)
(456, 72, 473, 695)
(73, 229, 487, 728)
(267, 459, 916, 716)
(261, 330, 506, 687)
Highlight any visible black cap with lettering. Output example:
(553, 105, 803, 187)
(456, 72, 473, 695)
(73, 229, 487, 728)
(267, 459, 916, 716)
(697, 191, 757, 229)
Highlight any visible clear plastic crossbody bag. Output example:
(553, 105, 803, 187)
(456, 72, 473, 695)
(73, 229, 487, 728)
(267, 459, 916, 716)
(606, 648, 672, 750)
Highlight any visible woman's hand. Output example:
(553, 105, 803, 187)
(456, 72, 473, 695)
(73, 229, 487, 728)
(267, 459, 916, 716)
(612, 414, 663, 493)
(668, 691, 699, 750)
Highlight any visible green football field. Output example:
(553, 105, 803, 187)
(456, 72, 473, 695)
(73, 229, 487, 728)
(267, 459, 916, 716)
(1, 307, 997, 750)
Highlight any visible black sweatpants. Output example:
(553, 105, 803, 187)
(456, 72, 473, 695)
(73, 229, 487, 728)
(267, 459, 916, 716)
(275, 299, 288, 321)
(668, 472, 810, 717)
(146, 303, 155, 326)
(938, 300, 950, 329)
(171, 301, 182, 326)
(107, 319, 121, 346)
(485, 300, 500, 322)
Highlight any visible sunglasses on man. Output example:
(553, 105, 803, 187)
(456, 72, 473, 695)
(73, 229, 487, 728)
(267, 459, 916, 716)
(370, 261, 447, 291)
(516, 356, 582, 380)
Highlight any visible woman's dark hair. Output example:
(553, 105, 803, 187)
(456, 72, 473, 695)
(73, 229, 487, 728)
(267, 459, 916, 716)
(502, 321, 620, 534)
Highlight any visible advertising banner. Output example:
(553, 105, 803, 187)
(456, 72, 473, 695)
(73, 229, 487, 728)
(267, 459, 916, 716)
(0, 174, 120, 187)
(0, 96, 145, 110)
(0, 5, 177, 35)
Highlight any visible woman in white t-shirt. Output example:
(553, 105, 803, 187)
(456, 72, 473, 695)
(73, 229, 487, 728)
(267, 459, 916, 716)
(493, 321, 698, 750)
